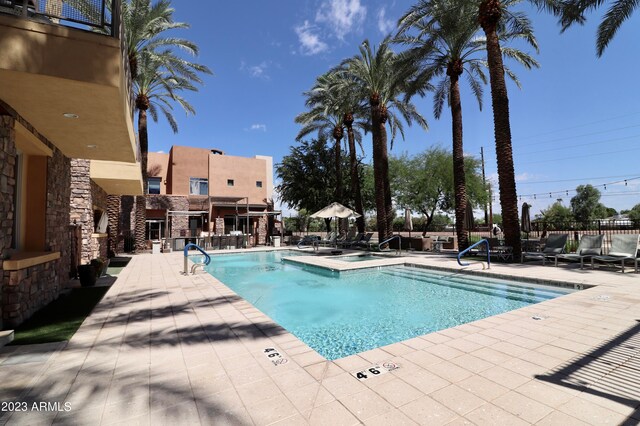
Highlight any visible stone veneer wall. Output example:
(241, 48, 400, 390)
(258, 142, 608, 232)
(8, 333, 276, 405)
(70, 159, 93, 263)
(0, 115, 16, 330)
(214, 218, 224, 235)
(257, 217, 267, 245)
(0, 111, 71, 329)
(146, 195, 188, 236)
(90, 181, 108, 260)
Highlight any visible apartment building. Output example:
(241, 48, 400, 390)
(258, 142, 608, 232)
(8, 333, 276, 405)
(0, 0, 142, 329)
(144, 145, 277, 248)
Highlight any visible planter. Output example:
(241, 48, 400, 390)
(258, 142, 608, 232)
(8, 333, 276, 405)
(78, 264, 97, 287)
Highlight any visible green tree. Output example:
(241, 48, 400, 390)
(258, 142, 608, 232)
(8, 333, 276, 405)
(276, 137, 342, 232)
(627, 204, 640, 222)
(389, 147, 488, 232)
(477, 0, 546, 257)
(396, 0, 537, 250)
(538, 200, 574, 224)
(338, 38, 428, 242)
(559, 0, 638, 56)
(570, 184, 605, 221)
(125, 0, 212, 251)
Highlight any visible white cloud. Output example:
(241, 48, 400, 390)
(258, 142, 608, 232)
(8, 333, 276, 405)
(316, 0, 367, 40)
(249, 124, 267, 132)
(294, 20, 329, 55)
(156, 150, 165, 154)
(239, 61, 271, 79)
(377, 7, 395, 35)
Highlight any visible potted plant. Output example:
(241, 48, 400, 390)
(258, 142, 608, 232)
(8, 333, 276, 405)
(78, 264, 97, 287)
(90, 257, 110, 278)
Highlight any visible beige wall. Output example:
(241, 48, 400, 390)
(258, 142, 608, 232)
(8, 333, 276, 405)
(167, 146, 209, 195)
(147, 152, 169, 195)
(209, 155, 268, 205)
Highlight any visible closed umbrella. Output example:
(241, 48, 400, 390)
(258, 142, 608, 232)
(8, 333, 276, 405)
(464, 203, 475, 231)
(404, 208, 413, 238)
(521, 202, 531, 239)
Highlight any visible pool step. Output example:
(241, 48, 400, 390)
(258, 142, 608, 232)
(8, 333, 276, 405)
(381, 268, 551, 304)
(387, 266, 568, 299)
(0, 330, 14, 348)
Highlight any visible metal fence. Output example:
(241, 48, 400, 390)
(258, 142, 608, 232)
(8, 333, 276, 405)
(468, 220, 640, 253)
(1, 0, 119, 35)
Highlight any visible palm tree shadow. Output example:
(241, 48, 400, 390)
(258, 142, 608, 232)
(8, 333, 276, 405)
(535, 320, 640, 423)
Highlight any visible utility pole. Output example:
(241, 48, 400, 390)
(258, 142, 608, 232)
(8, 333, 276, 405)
(480, 147, 488, 226)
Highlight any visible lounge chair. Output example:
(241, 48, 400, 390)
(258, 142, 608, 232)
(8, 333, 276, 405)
(591, 234, 639, 273)
(554, 234, 603, 269)
(353, 232, 374, 249)
(296, 235, 320, 249)
(521, 233, 568, 265)
(339, 232, 364, 248)
(318, 231, 337, 247)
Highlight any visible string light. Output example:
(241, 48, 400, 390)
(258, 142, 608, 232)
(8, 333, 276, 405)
(516, 176, 640, 199)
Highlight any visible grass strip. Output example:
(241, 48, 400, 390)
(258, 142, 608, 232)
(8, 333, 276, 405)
(10, 286, 109, 345)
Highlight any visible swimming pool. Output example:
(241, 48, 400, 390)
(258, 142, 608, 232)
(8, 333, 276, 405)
(204, 251, 574, 360)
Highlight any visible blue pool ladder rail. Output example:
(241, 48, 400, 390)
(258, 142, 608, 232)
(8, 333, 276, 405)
(183, 243, 211, 274)
(457, 239, 490, 269)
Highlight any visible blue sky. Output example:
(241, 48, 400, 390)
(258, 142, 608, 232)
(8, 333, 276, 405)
(147, 0, 640, 217)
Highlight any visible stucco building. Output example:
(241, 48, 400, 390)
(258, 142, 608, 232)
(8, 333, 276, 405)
(0, 1, 142, 330)
(143, 145, 278, 249)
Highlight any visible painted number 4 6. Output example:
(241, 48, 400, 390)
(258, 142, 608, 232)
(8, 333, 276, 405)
(356, 367, 381, 380)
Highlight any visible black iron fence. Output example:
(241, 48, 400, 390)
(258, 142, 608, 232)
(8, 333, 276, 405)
(1, 0, 120, 35)
(468, 219, 640, 253)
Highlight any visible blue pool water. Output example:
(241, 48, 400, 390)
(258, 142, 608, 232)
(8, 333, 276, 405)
(204, 251, 573, 360)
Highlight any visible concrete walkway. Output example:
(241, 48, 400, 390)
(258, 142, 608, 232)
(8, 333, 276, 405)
(1, 249, 639, 425)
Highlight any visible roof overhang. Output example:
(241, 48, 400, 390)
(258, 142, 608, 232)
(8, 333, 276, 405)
(90, 160, 143, 195)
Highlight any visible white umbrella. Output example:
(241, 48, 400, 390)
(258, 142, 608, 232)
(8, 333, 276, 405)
(310, 202, 362, 248)
(404, 208, 413, 238)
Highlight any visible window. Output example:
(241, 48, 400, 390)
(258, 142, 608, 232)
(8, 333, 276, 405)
(227, 179, 234, 187)
(148, 177, 161, 194)
(189, 177, 208, 195)
(256, 181, 263, 188)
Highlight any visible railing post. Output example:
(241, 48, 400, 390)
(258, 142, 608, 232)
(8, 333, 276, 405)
(111, 0, 121, 38)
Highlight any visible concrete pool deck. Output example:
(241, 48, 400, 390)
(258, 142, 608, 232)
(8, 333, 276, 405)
(1, 248, 639, 425)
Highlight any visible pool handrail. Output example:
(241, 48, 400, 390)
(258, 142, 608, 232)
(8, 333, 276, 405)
(378, 235, 401, 255)
(183, 243, 211, 274)
(457, 239, 490, 269)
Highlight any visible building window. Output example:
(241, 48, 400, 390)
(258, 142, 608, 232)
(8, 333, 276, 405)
(189, 177, 208, 195)
(148, 177, 161, 194)
(227, 179, 234, 187)
(256, 181, 263, 188)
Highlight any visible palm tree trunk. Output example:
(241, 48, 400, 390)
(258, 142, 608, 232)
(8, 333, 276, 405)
(450, 75, 469, 251)
(334, 136, 343, 203)
(346, 124, 365, 233)
(135, 107, 149, 252)
(379, 116, 394, 242)
(370, 96, 389, 242)
(480, 0, 522, 257)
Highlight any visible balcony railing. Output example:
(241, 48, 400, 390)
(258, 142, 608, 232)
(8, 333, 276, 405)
(0, 0, 120, 36)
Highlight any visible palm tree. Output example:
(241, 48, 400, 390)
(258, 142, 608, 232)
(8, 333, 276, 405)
(476, 0, 545, 257)
(397, 0, 538, 251)
(132, 49, 210, 250)
(295, 72, 369, 233)
(338, 38, 428, 242)
(122, 0, 212, 252)
(558, 0, 637, 56)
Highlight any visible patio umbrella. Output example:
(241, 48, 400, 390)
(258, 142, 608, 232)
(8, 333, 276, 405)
(464, 203, 475, 231)
(404, 208, 413, 238)
(521, 202, 531, 238)
(310, 202, 362, 247)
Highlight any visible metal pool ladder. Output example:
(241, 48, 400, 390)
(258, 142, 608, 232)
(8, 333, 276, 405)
(183, 243, 211, 274)
(378, 235, 402, 255)
(457, 239, 490, 269)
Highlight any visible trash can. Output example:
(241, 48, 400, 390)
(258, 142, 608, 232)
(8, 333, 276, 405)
(152, 240, 161, 254)
(272, 236, 281, 247)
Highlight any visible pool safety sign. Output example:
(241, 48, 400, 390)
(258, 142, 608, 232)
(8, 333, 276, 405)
(351, 362, 399, 381)
(263, 347, 288, 366)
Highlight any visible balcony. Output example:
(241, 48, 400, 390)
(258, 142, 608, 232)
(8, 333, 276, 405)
(0, 0, 138, 164)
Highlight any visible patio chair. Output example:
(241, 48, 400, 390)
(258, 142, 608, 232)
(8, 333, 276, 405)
(318, 231, 337, 247)
(521, 233, 568, 265)
(554, 234, 603, 269)
(339, 232, 364, 248)
(296, 235, 320, 249)
(353, 232, 374, 249)
(591, 234, 639, 273)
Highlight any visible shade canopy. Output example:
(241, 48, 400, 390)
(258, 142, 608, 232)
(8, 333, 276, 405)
(521, 202, 531, 234)
(310, 202, 362, 219)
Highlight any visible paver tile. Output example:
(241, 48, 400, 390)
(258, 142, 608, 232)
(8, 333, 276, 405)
(400, 395, 458, 426)
(339, 388, 394, 421)
(321, 372, 368, 399)
(370, 377, 424, 407)
(430, 384, 487, 415)
(492, 390, 554, 423)
(464, 403, 529, 426)
(558, 396, 627, 425)
(246, 393, 299, 425)
(363, 409, 419, 425)
(309, 400, 360, 426)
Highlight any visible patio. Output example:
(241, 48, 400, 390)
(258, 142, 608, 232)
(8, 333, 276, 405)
(1, 249, 639, 425)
